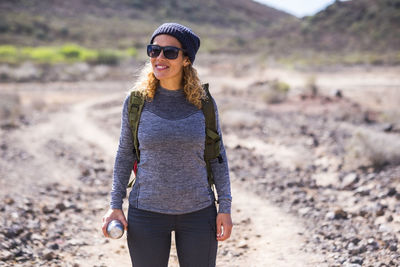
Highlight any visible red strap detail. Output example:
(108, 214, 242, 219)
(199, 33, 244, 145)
(133, 160, 138, 175)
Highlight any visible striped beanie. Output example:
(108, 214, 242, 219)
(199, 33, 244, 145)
(150, 22, 200, 64)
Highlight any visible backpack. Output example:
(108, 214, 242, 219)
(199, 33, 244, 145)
(127, 83, 223, 189)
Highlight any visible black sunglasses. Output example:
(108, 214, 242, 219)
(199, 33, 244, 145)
(147, 44, 186, 60)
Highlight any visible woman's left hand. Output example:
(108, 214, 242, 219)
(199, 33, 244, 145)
(216, 213, 233, 241)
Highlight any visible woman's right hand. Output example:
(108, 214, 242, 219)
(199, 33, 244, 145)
(102, 208, 128, 238)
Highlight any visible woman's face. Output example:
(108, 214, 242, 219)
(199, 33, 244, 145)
(151, 34, 189, 88)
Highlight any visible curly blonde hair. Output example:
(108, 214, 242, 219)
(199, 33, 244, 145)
(130, 61, 208, 109)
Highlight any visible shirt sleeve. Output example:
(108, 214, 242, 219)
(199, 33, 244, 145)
(110, 94, 137, 209)
(210, 98, 232, 214)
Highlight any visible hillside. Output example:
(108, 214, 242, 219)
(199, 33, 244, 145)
(0, 0, 399, 64)
(300, 0, 400, 52)
(0, 0, 296, 53)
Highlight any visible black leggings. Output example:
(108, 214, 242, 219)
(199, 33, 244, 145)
(127, 204, 218, 267)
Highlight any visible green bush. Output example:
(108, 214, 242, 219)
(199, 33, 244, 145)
(0, 44, 135, 65)
(0, 45, 18, 63)
(125, 47, 137, 57)
(60, 44, 82, 59)
(59, 44, 97, 62)
(94, 50, 122, 65)
(28, 46, 64, 63)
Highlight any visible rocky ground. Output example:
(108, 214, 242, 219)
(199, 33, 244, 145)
(0, 65, 399, 266)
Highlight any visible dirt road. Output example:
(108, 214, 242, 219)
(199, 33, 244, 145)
(0, 81, 325, 266)
(69, 90, 325, 266)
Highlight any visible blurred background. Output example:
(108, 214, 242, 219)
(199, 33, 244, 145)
(0, 0, 399, 266)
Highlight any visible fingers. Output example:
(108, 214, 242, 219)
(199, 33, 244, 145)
(102, 209, 126, 237)
(216, 213, 233, 241)
(102, 220, 110, 238)
(216, 217, 222, 239)
(217, 222, 232, 241)
(120, 217, 128, 231)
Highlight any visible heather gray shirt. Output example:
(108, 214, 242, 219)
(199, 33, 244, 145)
(110, 85, 232, 214)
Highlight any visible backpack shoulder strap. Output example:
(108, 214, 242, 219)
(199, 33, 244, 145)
(201, 83, 223, 187)
(128, 90, 145, 163)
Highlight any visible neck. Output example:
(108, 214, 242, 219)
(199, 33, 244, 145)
(159, 75, 183, 90)
(159, 81, 183, 91)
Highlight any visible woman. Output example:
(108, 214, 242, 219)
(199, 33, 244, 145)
(102, 22, 233, 267)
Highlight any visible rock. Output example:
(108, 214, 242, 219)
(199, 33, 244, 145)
(325, 211, 335, 220)
(42, 205, 55, 214)
(376, 209, 385, 217)
(299, 207, 311, 216)
(313, 172, 339, 187)
(389, 244, 397, 252)
(382, 123, 393, 132)
(347, 241, 366, 255)
(366, 238, 379, 251)
(238, 241, 249, 249)
(48, 243, 59, 250)
(334, 89, 343, 98)
(81, 168, 90, 177)
(341, 173, 359, 190)
(4, 197, 15, 205)
(20, 231, 33, 242)
(387, 187, 397, 197)
(350, 256, 364, 264)
(55, 202, 67, 212)
(42, 250, 56, 261)
(333, 208, 348, 220)
(0, 250, 13, 261)
(378, 224, 392, 233)
(3, 226, 24, 238)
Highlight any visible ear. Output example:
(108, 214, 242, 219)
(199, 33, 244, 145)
(183, 57, 190, 67)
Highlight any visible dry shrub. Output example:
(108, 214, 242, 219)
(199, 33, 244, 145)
(345, 127, 400, 169)
(0, 92, 21, 127)
(300, 75, 318, 97)
(260, 79, 290, 104)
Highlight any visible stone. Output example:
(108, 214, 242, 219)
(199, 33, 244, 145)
(341, 173, 359, 190)
(386, 187, 396, 197)
(350, 256, 364, 264)
(0, 250, 13, 261)
(42, 250, 56, 261)
(3, 226, 23, 238)
(334, 208, 348, 220)
(389, 244, 397, 252)
(42, 205, 55, 214)
(4, 197, 15, 205)
(314, 172, 339, 187)
(55, 202, 67, 212)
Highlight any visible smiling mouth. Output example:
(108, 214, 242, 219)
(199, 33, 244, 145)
(156, 64, 169, 70)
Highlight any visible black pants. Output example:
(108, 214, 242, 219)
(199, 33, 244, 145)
(127, 204, 218, 267)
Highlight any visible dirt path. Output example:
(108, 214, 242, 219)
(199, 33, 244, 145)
(0, 84, 325, 266)
(63, 93, 325, 266)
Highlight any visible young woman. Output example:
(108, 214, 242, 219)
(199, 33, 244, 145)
(102, 22, 232, 267)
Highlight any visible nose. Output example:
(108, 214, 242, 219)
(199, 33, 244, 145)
(157, 49, 166, 59)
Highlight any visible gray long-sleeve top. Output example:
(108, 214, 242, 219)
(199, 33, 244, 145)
(110, 85, 232, 214)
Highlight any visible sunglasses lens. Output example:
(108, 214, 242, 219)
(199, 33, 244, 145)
(163, 47, 179, 59)
(147, 45, 181, 59)
(147, 45, 161, 58)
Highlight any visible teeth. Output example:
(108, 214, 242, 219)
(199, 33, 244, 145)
(156, 65, 168, 69)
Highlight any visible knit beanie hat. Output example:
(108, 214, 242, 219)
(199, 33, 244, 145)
(150, 22, 200, 64)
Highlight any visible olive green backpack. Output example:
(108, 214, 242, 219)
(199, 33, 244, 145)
(127, 83, 223, 188)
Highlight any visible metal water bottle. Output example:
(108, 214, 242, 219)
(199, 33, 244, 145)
(106, 220, 124, 239)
